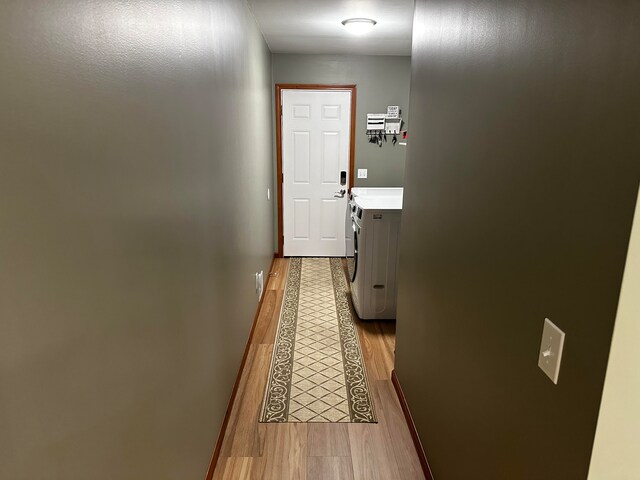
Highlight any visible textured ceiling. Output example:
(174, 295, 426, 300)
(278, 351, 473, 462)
(247, 0, 414, 56)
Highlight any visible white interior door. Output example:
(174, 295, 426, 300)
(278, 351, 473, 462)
(282, 89, 351, 257)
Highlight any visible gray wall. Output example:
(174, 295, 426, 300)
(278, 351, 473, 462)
(396, 1, 640, 479)
(272, 54, 411, 188)
(0, 1, 273, 479)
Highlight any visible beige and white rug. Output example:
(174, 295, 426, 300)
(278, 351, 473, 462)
(260, 257, 376, 423)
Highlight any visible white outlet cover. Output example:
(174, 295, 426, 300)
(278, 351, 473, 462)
(256, 271, 264, 299)
(538, 318, 566, 384)
(358, 169, 368, 179)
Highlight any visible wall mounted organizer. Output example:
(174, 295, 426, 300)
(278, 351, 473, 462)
(366, 106, 406, 147)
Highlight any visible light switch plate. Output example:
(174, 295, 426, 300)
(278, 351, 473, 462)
(358, 169, 368, 179)
(538, 318, 566, 384)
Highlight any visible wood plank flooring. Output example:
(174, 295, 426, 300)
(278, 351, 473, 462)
(213, 258, 424, 480)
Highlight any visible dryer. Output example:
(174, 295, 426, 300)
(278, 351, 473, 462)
(349, 193, 402, 320)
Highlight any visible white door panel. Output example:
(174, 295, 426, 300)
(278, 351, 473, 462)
(320, 199, 339, 239)
(292, 131, 310, 183)
(293, 199, 310, 239)
(283, 90, 351, 257)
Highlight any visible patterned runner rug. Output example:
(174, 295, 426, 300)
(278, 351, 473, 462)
(260, 257, 376, 423)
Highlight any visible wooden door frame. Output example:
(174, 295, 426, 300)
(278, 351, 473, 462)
(275, 83, 357, 258)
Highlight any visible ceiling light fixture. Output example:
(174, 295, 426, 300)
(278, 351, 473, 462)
(341, 18, 377, 35)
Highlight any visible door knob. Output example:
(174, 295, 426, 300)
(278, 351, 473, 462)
(334, 189, 346, 198)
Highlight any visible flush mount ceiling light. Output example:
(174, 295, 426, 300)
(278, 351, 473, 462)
(341, 18, 377, 35)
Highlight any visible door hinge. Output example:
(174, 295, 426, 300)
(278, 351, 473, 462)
(281, 173, 284, 184)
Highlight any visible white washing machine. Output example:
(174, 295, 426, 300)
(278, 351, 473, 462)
(348, 191, 403, 320)
(345, 188, 403, 281)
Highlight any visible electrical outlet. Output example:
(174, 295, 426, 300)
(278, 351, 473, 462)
(358, 169, 368, 179)
(538, 318, 566, 384)
(255, 271, 264, 300)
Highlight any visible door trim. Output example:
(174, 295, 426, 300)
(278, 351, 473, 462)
(275, 84, 357, 258)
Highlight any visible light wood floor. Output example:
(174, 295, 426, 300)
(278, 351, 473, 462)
(213, 258, 425, 480)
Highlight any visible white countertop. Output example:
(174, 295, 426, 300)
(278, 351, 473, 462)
(351, 187, 403, 199)
(354, 195, 403, 211)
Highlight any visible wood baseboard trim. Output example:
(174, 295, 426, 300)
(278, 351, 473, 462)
(391, 369, 435, 480)
(204, 257, 276, 480)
